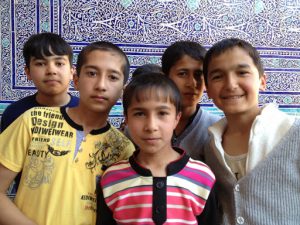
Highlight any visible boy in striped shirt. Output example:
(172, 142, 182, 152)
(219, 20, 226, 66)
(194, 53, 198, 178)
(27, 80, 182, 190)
(97, 73, 218, 225)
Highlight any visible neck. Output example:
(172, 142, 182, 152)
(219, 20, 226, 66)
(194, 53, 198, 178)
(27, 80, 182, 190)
(225, 107, 261, 134)
(175, 105, 197, 135)
(36, 92, 70, 106)
(67, 106, 108, 135)
(136, 148, 180, 177)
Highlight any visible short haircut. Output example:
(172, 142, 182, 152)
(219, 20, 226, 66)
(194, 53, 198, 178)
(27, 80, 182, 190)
(23, 32, 73, 68)
(161, 40, 207, 76)
(132, 64, 163, 78)
(76, 41, 130, 84)
(203, 38, 265, 86)
(123, 72, 181, 116)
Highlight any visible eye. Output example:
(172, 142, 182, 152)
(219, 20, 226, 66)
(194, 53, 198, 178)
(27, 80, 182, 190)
(133, 111, 144, 117)
(86, 71, 97, 77)
(56, 61, 65, 67)
(158, 111, 169, 116)
(238, 70, 249, 76)
(210, 72, 223, 81)
(108, 74, 120, 81)
(194, 72, 204, 83)
(34, 61, 45, 66)
(177, 71, 187, 77)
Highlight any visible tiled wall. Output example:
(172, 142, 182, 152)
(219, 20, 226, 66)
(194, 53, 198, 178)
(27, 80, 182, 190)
(1, 0, 300, 126)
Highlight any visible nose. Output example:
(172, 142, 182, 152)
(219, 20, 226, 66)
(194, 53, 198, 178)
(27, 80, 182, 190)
(46, 62, 57, 75)
(225, 74, 238, 90)
(95, 75, 107, 91)
(144, 114, 158, 132)
(185, 73, 197, 87)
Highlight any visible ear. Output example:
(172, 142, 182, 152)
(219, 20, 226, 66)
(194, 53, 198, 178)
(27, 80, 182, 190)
(174, 112, 182, 128)
(73, 72, 80, 91)
(201, 76, 206, 91)
(25, 66, 32, 80)
(259, 73, 267, 91)
(70, 65, 76, 80)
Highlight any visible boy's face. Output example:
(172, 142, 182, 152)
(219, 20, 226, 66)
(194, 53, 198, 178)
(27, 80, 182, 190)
(25, 55, 73, 97)
(125, 94, 181, 155)
(206, 47, 266, 116)
(74, 50, 124, 114)
(168, 55, 205, 109)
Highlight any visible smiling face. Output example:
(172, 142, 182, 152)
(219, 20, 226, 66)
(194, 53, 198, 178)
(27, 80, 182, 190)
(168, 55, 205, 111)
(206, 47, 266, 117)
(74, 50, 125, 114)
(25, 54, 73, 99)
(125, 88, 180, 156)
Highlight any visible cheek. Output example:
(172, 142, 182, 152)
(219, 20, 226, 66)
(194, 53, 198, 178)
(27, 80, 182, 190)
(243, 82, 258, 94)
(196, 82, 205, 93)
(110, 84, 123, 98)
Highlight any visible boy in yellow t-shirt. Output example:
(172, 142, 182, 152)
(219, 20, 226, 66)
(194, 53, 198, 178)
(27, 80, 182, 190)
(0, 41, 135, 225)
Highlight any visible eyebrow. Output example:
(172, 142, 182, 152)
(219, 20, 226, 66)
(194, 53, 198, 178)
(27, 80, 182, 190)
(177, 68, 203, 72)
(32, 56, 68, 61)
(83, 65, 122, 74)
(236, 63, 251, 69)
(130, 105, 172, 111)
(82, 65, 98, 70)
(209, 63, 251, 75)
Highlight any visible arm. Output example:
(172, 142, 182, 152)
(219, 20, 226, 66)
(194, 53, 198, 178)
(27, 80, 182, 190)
(96, 182, 117, 225)
(196, 184, 221, 225)
(0, 164, 37, 225)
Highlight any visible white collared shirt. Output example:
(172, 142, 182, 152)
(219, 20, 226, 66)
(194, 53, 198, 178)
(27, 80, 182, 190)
(208, 103, 295, 178)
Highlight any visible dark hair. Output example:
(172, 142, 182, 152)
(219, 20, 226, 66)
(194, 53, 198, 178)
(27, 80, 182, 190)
(123, 73, 181, 116)
(23, 32, 73, 68)
(132, 64, 163, 78)
(203, 38, 265, 86)
(76, 41, 130, 84)
(161, 41, 207, 75)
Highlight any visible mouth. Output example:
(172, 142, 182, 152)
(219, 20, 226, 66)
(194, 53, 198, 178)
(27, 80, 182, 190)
(91, 96, 108, 101)
(142, 138, 160, 144)
(183, 92, 199, 97)
(221, 94, 245, 100)
(44, 80, 59, 84)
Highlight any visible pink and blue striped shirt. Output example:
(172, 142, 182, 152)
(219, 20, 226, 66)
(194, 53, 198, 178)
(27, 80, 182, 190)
(98, 148, 216, 225)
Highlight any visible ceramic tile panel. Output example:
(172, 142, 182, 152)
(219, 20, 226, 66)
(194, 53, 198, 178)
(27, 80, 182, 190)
(1, 0, 300, 126)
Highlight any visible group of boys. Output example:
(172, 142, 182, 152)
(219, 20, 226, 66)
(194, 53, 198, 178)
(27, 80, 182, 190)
(0, 32, 299, 225)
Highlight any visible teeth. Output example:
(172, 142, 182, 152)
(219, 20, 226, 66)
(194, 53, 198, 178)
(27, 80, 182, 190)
(224, 95, 242, 99)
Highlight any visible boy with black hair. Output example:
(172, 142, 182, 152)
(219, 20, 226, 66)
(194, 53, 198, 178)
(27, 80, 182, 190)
(132, 63, 163, 77)
(1, 32, 79, 200)
(204, 38, 300, 225)
(0, 41, 134, 225)
(97, 73, 217, 225)
(161, 41, 219, 161)
(1, 32, 79, 132)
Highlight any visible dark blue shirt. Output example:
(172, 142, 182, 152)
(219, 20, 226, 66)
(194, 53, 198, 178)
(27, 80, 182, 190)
(0, 93, 79, 132)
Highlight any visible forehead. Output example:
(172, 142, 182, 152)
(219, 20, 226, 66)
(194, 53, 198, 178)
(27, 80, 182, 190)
(208, 47, 256, 72)
(172, 55, 203, 69)
(30, 55, 69, 61)
(129, 95, 176, 113)
(83, 50, 124, 70)
(130, 87, 173, 105)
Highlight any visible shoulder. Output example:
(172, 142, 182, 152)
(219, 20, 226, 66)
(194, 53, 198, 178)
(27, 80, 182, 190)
(107, 125, 133, 142)
(2, 95, 38, 115)
(1, 95, 38, 130)
(101, 159, 131, 182)
(105, 159, 131, 173)
(186, 158, 216, 181)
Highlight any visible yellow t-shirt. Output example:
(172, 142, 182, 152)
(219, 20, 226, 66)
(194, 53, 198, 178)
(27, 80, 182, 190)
(0, 107, 134, 225)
